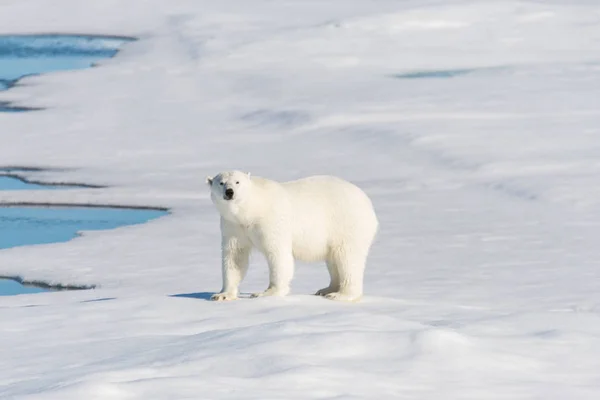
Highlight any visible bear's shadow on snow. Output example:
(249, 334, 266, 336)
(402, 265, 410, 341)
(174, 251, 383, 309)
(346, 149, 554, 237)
(170, 292, 214, 301)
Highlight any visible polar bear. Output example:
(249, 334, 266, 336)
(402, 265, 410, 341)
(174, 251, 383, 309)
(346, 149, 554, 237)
(206, 170, 378, 302)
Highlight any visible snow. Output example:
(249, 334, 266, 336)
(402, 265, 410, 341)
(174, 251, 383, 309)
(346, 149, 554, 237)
(1, 0, 600, 398)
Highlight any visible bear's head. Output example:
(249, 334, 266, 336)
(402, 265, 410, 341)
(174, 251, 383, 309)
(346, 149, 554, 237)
(206, 170, 252, 206)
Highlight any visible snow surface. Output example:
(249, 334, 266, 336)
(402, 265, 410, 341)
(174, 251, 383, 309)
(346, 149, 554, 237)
(2, 0, 600, 398)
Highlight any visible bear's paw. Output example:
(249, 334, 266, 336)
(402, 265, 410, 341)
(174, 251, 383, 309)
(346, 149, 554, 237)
(210, 292, 238, 301)
(324, 292, 362, 303)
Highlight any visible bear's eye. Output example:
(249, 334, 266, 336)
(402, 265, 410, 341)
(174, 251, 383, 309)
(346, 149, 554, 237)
(219, 182, 224, 186)
(236, 181, 239, 184)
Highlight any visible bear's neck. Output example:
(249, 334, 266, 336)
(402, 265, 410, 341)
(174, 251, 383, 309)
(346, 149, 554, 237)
(219, 187, 264, 227)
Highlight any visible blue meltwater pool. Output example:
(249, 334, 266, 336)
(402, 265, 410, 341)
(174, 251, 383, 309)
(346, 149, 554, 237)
(0, 202, 167, 296)
(0, 34, 134, 111)
(0, 205, 166, 296)
(0, 174, 167, 295)
(0, 34, 153, 296)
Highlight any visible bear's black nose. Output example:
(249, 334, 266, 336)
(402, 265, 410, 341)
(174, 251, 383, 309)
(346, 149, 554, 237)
(224, 188, 234, 200)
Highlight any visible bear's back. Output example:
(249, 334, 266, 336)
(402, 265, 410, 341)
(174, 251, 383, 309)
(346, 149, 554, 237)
(281, 175, 378, 261)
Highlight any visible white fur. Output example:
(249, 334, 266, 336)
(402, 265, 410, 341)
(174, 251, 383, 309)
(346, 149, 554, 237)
(206, 170, 379, 302)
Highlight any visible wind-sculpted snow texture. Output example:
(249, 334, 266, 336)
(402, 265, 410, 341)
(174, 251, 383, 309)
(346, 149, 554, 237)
(1, 1, 600, 398)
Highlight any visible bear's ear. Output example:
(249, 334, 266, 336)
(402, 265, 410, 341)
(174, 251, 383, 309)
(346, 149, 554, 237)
(206, 176, 213, 186)
(247, 172, 251, 179)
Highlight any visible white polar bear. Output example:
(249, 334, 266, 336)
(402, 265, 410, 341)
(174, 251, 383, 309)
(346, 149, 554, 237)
(206, 170, 379, 302)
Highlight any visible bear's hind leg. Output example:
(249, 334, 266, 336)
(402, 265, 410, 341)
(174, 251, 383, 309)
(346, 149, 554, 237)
(315, 258, 340, 296)
(323, 245, 367, 302)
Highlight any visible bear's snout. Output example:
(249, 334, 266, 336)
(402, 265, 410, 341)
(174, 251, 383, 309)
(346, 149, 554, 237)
(224, 188, 234, 200)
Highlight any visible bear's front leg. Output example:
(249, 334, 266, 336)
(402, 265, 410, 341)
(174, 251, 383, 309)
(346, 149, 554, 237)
(250, 247, 294, 298)
(211, 234, 251, 301)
